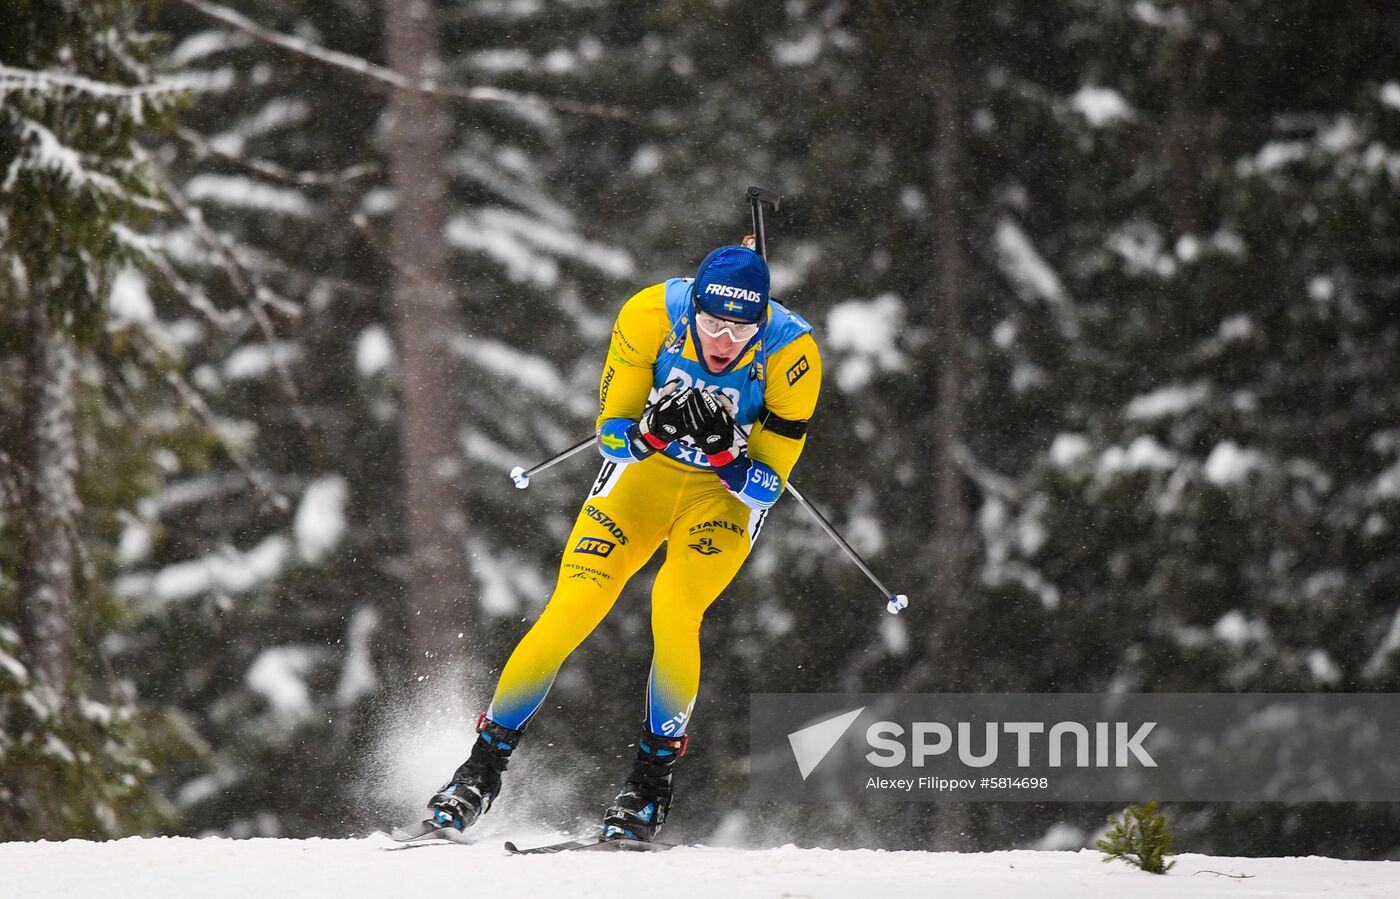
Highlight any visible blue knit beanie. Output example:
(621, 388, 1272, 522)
(692, 245, 770, 323)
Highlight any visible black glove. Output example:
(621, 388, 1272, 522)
(629, 381, 693, 457)
(687, 389, 740, 466)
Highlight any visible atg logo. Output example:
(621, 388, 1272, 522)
(704, 282, 762, 303)
(786, 355, 810, 386)
(573, 536, 615, 558)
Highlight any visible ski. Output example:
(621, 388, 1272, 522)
(504, 835, 675, 855)
(387, 819, 475, 847)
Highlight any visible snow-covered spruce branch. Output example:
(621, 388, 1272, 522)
(241, 252, 380, 302)
(244, 297, 315, 435)
(110, 223, 242, 334)
(197, 235, 379, 305)
(127, 234, 247, 332)
(149, 161, 300, 319)
(174, 127, 379, 188)
(0, 64, 194, 102)
(134, 339, 290, 516)
(0, 448, 21, 513)
(2, 115, 143, 200)
(153, 168, 315, 436)
(952, 443, 1020, 500)
(174, 0, 634, 120)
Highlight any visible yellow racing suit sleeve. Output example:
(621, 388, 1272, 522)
(747, 332, 822, 485)
(595, 284, 671, 461)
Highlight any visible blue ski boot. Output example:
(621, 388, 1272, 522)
(427, 714, 523, 832)
(602, 727, 687, 842)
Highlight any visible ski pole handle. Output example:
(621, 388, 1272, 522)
(510, 435, 596, 489)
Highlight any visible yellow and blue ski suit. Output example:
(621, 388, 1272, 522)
(486, 277, 822, 737)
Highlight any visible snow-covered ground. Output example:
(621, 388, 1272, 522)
(1, 836, 1396, 898)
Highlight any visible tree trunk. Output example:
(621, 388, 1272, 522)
(927, 0, 974, 851)
(383, 0, 471, 676)
(16, 297, 79, 693)
(928, 0, 971, 676)
(1165, 30, 1197, 236)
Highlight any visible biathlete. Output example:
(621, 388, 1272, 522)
(426, 242, 822, 841)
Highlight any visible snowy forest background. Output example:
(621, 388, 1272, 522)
(3, 0, 1400, 859)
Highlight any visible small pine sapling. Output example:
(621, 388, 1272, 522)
(1096, 800, 1177, 874)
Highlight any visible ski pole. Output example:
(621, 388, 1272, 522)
(785, 482, 909, 615)
(727, 415, 906, 614)
(510, 435, 595, 489)
(741, 186, 908, 614)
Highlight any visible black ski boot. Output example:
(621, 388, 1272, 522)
(427, 714, 523, 832)
(602, 726, 688, 842)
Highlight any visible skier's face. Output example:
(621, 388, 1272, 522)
(695, 311, 757, 373)
(695, 323, 743, 372)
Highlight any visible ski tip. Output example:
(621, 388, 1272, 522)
(503, 841, 520, 853)
(387, 818, 476, 846)
(389, 820, 436, 842)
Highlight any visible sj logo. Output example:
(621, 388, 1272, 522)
(786, 355, 810, 386)
(689, 537, 722, 556)
(574, 536, 616, 558)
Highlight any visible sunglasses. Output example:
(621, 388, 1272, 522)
(695, 310, 760, 341)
